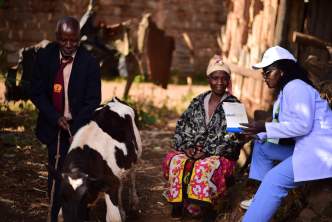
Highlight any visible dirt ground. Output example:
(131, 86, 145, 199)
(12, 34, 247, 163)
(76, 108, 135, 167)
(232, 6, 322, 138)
(0, 82, 218, 222)
(0, 82, 302, 222)
(0, 121, 249, 222)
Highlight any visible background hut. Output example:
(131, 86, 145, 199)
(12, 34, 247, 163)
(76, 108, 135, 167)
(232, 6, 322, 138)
(220, 0, 332, 116)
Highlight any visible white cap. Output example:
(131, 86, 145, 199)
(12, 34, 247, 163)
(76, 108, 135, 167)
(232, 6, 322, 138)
(252, 46, 297, 69)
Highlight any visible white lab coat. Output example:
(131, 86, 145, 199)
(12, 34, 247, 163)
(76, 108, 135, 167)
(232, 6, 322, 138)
(262, 79, 332, 182)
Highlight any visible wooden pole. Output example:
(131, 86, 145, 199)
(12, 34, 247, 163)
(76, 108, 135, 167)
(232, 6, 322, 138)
(274, 0, 289, 47)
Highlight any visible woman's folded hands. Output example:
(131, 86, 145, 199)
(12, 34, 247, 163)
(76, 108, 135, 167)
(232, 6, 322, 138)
(184, 145, 206, 160)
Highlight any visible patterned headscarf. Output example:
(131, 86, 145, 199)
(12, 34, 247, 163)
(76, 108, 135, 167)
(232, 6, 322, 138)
(206, 55, 231, 76)
(206, 55, 232, 94)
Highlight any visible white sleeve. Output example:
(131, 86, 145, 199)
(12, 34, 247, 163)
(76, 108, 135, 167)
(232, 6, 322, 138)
(266, 80, 315, 138)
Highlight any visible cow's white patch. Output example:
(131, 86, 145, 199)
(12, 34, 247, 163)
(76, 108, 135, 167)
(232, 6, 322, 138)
(69, 100, 141, 179)
(70, 122, 128, 178)
(113, 141, 128, 155)
(105, 193, 122, 222)
(110, 98, 142, 158)
(131, 117, 142, 158)
(67, 100, 142, 222)
(107, 99, 135, 119)
(68, 177, 83, 190)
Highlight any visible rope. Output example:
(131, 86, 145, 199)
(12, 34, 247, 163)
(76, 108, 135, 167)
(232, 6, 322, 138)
(67, 126, 72, 138)
(47, 130, 61, 222)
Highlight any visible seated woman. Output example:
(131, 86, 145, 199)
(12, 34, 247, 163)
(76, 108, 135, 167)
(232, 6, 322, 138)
(241, 46, 332, 222)
(162, 55, 245, 222)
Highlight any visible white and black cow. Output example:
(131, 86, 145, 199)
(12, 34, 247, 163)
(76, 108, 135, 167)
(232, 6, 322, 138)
(60, 97, 142, 222)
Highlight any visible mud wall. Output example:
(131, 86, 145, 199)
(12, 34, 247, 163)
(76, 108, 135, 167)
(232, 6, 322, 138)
(0, 0, 228, 75)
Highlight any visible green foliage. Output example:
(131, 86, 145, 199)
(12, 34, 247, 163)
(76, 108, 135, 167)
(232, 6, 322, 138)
(180, 90, 195, 103)
(169, 69, 208, 85)
(124, 97, 157, 127)
(0, 101, 39, 151)
(133, 74, 146, 83)
(191, 73, 209, 85)
(138, 110, 156, 125)
(0, 101, 37, 129)
(124, 96, 177, 128)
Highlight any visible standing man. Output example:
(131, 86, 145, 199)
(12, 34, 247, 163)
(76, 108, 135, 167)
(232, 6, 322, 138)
(30, 16, 101, 221)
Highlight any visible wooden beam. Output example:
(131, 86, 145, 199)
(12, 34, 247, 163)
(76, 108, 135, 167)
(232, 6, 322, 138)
(225, 59, 262, 80)
(292, 31, 332, 49)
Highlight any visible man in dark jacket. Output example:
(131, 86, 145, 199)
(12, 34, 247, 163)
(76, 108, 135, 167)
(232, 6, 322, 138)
(30, 16, 101, 221)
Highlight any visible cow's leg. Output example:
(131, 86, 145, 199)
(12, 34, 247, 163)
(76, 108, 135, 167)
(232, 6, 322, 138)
(117, 180, 126, 220)
(105, 192, 122, 222)
(130, 169, 139, 210)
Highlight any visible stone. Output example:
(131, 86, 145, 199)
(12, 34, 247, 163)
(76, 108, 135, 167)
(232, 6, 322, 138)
(295, 208, 317, 222)
(307, 180, 332, 215)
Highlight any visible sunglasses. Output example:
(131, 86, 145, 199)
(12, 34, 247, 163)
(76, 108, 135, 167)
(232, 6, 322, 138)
(262, 69, 276, 79)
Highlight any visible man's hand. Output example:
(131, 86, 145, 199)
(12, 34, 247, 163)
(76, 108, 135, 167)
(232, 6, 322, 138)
(57, 116, 70, 131)
(240, 121, 266, 136)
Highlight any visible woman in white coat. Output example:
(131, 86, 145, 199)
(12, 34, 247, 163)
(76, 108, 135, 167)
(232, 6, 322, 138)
(240, 46, 332, 222)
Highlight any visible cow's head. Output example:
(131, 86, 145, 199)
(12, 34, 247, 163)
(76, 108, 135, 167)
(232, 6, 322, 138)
(60, 146, 108, 222)
(60, 168, 89, 221)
